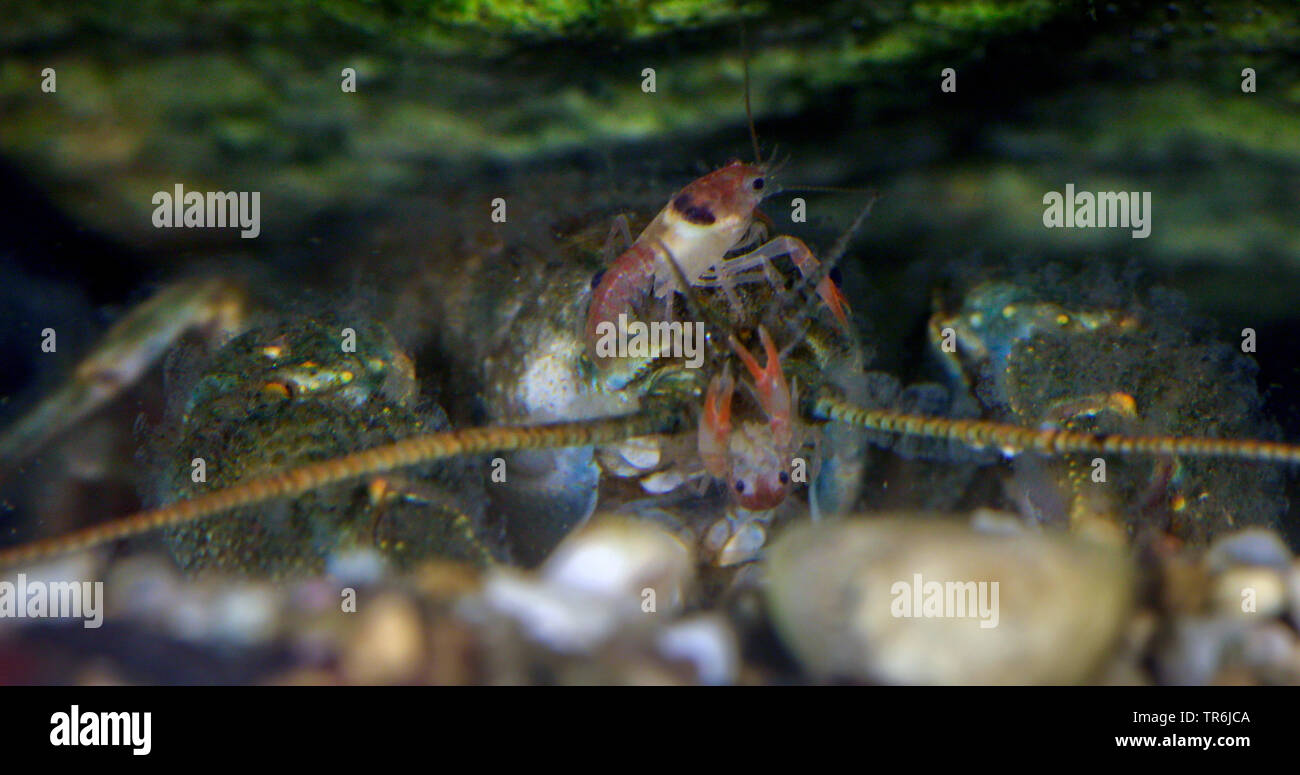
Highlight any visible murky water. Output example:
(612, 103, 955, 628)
(1, 1, 1298, 685)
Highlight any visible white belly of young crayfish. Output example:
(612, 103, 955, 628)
(649, 215, 747, 299)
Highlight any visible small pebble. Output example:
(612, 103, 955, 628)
(656, 615, 738, 685)
(341, 593, 424, 684)
(1211, 567, 1286, 619)
(1205, 529, 1292, 573)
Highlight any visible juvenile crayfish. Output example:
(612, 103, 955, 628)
(0, 181, 871, 572)
(3, 146, 1300, 576)
(422, 186, 873, 566)
(6, 240, 1300, 578)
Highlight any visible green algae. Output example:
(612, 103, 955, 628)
(0, 0, 1076, 244)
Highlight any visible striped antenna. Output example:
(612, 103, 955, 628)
(813, 394, 1300, 464)
(0, 408, 687, 569)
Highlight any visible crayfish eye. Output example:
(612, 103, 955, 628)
(751, 177, 765, 191)
(778, 471, 789, 485)
(734, 480, 746, 494)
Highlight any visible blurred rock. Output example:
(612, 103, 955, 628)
(341, 592, 424, 684)
(765, 515, 1134, 684)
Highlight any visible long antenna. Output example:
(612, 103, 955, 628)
(0, 409, 687, 569)
(765, 191, 880, 349)
(742, 23, 762, 165)
(812, 394, 1300, 464)
(781, 184, 879, 195)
